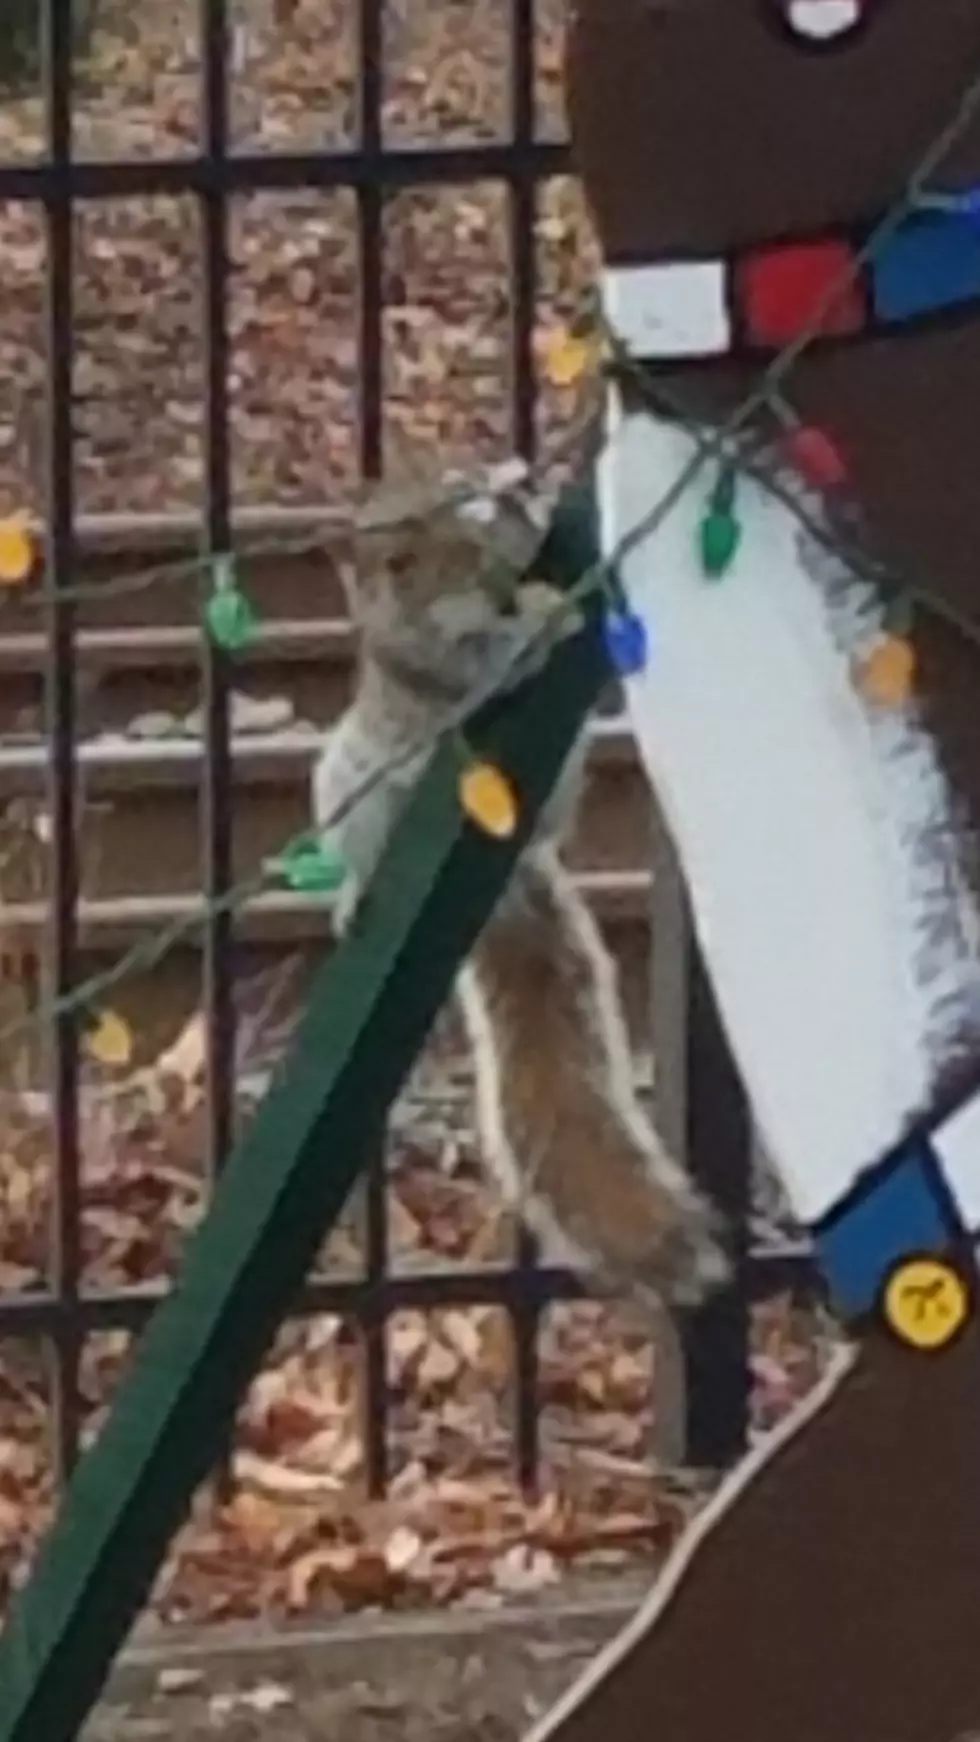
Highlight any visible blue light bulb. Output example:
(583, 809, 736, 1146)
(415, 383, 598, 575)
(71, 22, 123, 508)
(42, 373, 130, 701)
(603, 608, 648, 676)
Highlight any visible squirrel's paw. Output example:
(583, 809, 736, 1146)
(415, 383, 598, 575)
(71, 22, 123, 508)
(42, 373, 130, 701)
(331, 872, 363, 938)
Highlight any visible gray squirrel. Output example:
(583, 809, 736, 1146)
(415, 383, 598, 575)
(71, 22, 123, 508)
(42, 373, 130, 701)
(311, 454, 728, 1311)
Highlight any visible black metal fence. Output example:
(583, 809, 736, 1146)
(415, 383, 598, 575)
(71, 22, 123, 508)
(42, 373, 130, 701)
(0, 0, 816, 1519)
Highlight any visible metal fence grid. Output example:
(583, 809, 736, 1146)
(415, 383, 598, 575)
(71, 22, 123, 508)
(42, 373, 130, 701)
(0, 0, 816, 1518)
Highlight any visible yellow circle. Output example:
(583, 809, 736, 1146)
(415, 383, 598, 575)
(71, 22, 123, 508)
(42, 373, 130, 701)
(882, 1257, 970, 1351)
(458, 761, 519, 840)
(0, 520, 33, 585)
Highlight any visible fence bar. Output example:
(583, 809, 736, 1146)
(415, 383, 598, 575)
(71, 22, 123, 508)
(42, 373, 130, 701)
(199, 0, 236, 1201)
(0, 1249, 809, 1341)
(357, 0, 384, 477)
(0, 142, 572, 204)
(41, 0, 82, 1488)
(508, 0, 538, 461)
(363, 1144, 391, 1497)
(507, 0, 547, 1495)
(645, 807, 693, 1468)
(681, 936, 754, 1468)
(356, 0, 390, 1497)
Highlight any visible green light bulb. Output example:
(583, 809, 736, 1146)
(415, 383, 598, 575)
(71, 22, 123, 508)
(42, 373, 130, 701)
(205, 554, 258, 651)
(265, 837, 348, 894)
(700, 466, 741, 579)
(700, 508, 741, 578)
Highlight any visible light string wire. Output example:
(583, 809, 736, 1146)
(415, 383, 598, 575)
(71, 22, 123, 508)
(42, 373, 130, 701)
(9, 410, 597, 613)
(2, 57, 979, 1057)
(591, 55, 980, 581)
(601, 321, 980, 661)
(14, 55, 980, 612)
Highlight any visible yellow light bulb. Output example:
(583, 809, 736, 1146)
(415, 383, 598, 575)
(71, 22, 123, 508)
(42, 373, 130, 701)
(84, 1009, 134, 1068)
(0, 519, 34, 586)
(540, 329, 597, 389)
(458, 761, 519, 839)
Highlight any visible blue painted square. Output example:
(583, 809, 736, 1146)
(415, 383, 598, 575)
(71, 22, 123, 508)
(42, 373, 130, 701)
(813, 1144, 952, 1320)
(872, 214, 980, 324)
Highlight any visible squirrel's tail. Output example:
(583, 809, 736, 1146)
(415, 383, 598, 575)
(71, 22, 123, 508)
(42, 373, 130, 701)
(457, 844, 729, 1309)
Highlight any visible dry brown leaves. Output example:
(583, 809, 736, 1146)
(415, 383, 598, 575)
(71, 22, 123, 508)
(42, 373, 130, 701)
(0, 0, 597, 519)
(0, 1012, 834, 1625)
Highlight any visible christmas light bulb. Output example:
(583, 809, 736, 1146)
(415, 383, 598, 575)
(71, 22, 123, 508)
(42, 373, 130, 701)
(205, 554, 258, 651)
(783, 425, 849, 490)
(700, 468, 741, 578)
(603, 607, 648, 676)
(856, 635, 916, 707)
(0, 519, 35, 585)
(265, 836, 347, 893)
(458, 760, 519, 839)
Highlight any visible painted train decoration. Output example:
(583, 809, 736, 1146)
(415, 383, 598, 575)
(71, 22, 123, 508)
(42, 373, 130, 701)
(569, 0, 980, 1351)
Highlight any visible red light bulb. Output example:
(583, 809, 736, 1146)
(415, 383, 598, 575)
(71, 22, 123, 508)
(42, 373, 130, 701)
(783, 425, 849, 490)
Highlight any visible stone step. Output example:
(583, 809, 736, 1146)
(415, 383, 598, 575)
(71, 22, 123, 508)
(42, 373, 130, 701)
(6, 877, 655, 1072)
(0, 724, 648, 913)
(0, 520, 659, 1069)
(4, 508, 348, 633)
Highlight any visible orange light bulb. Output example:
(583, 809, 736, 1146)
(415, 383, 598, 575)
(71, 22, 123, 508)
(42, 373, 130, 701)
(857, 635, 916, 708)
(458, 761, 519, 839)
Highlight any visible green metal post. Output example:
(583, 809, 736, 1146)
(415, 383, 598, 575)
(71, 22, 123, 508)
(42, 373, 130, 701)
(0, 489, 606, 1742)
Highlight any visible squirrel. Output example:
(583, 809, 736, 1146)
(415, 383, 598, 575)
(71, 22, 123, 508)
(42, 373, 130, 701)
(311, 453, 729, 1313)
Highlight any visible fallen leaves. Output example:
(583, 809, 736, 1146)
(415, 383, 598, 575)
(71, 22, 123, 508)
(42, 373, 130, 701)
(0, 1013, 833, 1625)
(285, 1543, 395, 1612)
(0, 0, 590, 520)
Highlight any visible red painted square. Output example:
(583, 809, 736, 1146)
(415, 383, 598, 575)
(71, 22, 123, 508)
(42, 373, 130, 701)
(736, 240, 867, 347)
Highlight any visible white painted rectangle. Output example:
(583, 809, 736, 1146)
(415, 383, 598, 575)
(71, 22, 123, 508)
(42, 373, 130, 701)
(933, 1095, 980, 1230)
(602, 261, 731, 360)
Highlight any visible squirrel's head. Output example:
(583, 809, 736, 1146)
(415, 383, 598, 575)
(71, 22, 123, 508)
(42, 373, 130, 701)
(342, 457, 556, 690)
(570, 0, 980, 260)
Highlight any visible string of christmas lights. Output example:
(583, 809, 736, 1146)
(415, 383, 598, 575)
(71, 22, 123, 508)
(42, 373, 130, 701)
(601, 327, 980, 708)
(3, 53, 980, 1059)
(0, 411, 598, 633)
(543, 47, 980, 675)
(0, 555, 598, 1055)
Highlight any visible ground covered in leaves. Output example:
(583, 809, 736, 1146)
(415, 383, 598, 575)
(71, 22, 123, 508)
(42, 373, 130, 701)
(0, 0, 593, 518)
(0, 1019, 833, 1625)
(0, 0, 838, 1647)
(86, 1593, 645, 1742)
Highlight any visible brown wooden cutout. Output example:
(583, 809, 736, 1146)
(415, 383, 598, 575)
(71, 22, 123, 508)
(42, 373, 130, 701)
(567, 0, 980, 632)
(549, 11, 980, 1742)
(527, 1327, 980, 1742)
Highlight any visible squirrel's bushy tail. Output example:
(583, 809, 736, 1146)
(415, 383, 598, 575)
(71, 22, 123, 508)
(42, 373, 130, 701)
(457, 844, 729, 1308)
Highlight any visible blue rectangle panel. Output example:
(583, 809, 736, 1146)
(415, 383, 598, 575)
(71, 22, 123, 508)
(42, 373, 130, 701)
(813, 1144, 951, 1320)
(872, 214, 980, 324)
